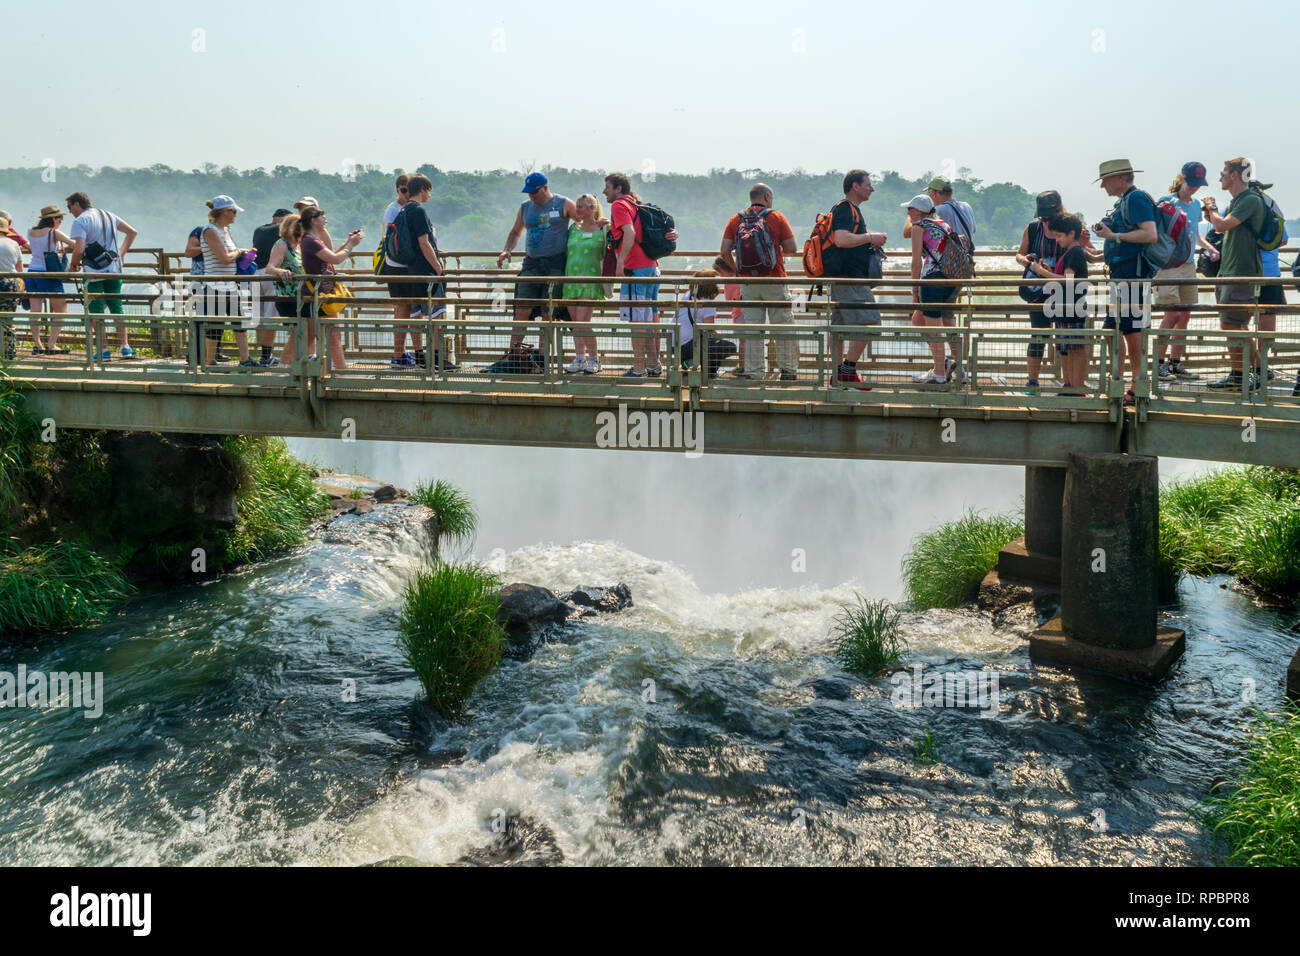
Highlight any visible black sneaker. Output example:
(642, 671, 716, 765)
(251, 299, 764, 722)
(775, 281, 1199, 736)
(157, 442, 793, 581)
(646, 365, 663, 378)
(1207, 372, 1243, 390)
(213, 353, 232, 363)
(779, 370, 798, 381)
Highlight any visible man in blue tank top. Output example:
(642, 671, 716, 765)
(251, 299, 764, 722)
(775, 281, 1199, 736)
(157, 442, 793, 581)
(497, 172, 579, 346)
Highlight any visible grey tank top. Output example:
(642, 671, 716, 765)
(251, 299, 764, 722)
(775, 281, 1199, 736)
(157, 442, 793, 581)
(521, 194, 568, 258)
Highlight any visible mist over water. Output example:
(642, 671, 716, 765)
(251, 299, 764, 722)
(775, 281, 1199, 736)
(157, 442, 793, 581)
(288, 440, 1209, 598)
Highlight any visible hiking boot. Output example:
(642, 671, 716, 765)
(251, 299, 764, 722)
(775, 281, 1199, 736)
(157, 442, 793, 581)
(779, 370, 798, 382)
(1207, 372, 1244, 390)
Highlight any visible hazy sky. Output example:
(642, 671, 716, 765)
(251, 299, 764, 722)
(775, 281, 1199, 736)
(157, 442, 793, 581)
(6, 0, 1297, 219)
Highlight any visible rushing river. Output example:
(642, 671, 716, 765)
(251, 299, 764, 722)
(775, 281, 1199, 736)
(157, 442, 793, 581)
(0, 444, 1294, 865)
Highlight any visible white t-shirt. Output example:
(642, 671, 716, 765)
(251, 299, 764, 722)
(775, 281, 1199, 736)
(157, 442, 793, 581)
(0, 236, 20, 274)
(383, 200, 405, 267)
(69, 208, 123, 274)
(676, 292, 717, 344)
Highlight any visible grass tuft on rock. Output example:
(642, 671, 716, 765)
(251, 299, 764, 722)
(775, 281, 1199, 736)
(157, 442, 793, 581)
(831, 596, 905, 676)
(0, 539, 132, 633)
(1198, 705, 1300, 866)
(901, 509, 1024, 610)
(398, 561, 506, 719)
(410, 479, 478, 544)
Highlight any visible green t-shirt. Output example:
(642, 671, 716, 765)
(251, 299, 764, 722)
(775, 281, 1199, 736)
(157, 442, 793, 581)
(1220, 190, 1266, 278)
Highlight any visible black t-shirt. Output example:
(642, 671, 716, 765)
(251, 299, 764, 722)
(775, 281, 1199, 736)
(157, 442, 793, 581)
(401, 202, 441, 276)
(1054, 244, 1089, 316)
(1025, 219, 1061, 264)
(252, 223, 281, 269)
(828, 199, 873, 279)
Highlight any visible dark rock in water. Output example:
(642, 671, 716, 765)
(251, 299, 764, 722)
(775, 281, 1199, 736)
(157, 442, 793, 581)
(561, 583, 633, 616)
(372, 484, 398, 502)
(452, 815, 564, 867)
(497, 583, 571, 658)
(977, 570, 1060, 633)
(807, 676, 855, 701)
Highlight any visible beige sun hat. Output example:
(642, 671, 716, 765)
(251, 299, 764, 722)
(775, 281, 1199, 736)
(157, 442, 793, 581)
(1095, 159, 1143, 182)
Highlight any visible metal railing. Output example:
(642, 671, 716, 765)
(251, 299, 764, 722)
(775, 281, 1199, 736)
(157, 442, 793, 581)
(3, 268, 1299, 426)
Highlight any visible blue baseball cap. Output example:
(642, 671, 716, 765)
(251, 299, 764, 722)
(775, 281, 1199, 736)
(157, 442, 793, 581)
(522, 172, 548, 194)
(1181, 162, 1208, 188)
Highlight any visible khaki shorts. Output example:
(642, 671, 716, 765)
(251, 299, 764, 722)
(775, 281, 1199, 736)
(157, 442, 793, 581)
(1153, 261, 1197, 307)
(1216, 281, 1258, 327)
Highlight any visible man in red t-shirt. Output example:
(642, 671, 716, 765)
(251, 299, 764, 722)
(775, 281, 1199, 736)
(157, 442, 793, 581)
(720, 183, 798, 379)
(603, 171, 666, 376)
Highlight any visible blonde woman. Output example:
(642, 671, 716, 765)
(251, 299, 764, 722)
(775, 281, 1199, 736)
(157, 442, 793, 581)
(265, 213, 307, 364)
(561, 194, 609, 373)
(198, 195, 253, 366)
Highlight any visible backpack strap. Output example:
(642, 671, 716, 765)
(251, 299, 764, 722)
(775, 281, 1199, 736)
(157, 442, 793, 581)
(943, 200, 973, 238)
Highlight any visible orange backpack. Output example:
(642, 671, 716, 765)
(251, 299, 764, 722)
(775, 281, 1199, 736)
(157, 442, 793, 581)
(803, 199, 861, 279)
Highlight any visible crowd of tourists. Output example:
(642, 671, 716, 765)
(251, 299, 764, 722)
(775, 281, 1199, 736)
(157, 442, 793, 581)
(0, 157, 1294, 398)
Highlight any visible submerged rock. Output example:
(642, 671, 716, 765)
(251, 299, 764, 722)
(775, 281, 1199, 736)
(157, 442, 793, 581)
(561, 583, 634, 617)
(452, 815, 564, 867)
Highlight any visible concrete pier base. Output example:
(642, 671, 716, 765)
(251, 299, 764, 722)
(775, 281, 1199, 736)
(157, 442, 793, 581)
(1026, 452, 1186, 680)
(1030, 617, 1186, 682)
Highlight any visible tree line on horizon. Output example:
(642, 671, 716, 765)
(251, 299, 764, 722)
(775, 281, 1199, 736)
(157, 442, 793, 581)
(5, 163, 1298, 259)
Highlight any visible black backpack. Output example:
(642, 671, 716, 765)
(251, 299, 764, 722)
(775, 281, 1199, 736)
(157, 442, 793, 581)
(630, 201, 676, 261)
(1198, 230, 1223, 278)
(384, 205, 416, 267)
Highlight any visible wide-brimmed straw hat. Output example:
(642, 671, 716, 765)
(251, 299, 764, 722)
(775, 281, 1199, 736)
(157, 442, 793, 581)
(39, 204, 63, 219)
(1095, 159, 1143, 182)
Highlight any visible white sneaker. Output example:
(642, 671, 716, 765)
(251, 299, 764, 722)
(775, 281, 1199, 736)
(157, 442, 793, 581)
(565, 357, 585, 373)
(916, 369, 947, 385)
(945, 359, 968, 384)
(583, 358, 601, 374)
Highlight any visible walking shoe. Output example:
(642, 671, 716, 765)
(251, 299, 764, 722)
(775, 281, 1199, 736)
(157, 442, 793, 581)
(779, 370, 799, 381)
(583, 358, 601, 374)
(1169, 360, 1197, 379)
(1247, 372, 1262, 392)
(565, 357, 586, 373)
(646, 364, 663, 377)
(432, 352, 459, 371)
(120, 345, 137, 359)
(238, 358, 259, 367)
(1025, 378, 1039, 396)
(390, 353, 416, 368)
(1157, 361, 1174, 381)
(916, 369, 948, 385)
(1207, 372, 1244, 390)
(258, 356, 282, 367)
(945, 358, 968, 384)
(1255, 367, 1276, 383)
(835, 364, 871, 390)
(213, 352, 231, 362)
(620, 368, 647, 378)
(98, 349, 112, 361)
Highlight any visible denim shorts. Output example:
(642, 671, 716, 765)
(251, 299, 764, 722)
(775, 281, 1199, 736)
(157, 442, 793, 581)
(620, 266, 660, 322)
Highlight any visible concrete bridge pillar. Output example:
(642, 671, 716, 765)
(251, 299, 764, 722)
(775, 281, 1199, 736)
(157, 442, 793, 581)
(1030, 453, 1184, 681)
(1024, 466, 1066, 559)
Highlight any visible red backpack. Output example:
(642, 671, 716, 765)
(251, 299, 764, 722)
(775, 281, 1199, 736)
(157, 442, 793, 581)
(734, 206, 779, 276)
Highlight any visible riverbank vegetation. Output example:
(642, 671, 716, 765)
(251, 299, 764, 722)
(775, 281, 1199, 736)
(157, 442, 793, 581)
(1, 375, 330, 635)
(398, 561, 505, 719)
(1160, 466, 1300, 600)
(1198, 705, 1300, 866)
(901, 509, 1024, 609)
(831, 596, 905, 676)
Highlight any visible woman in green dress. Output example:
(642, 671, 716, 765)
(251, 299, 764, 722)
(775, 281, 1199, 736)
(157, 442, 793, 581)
(562, 194, 609, 373)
